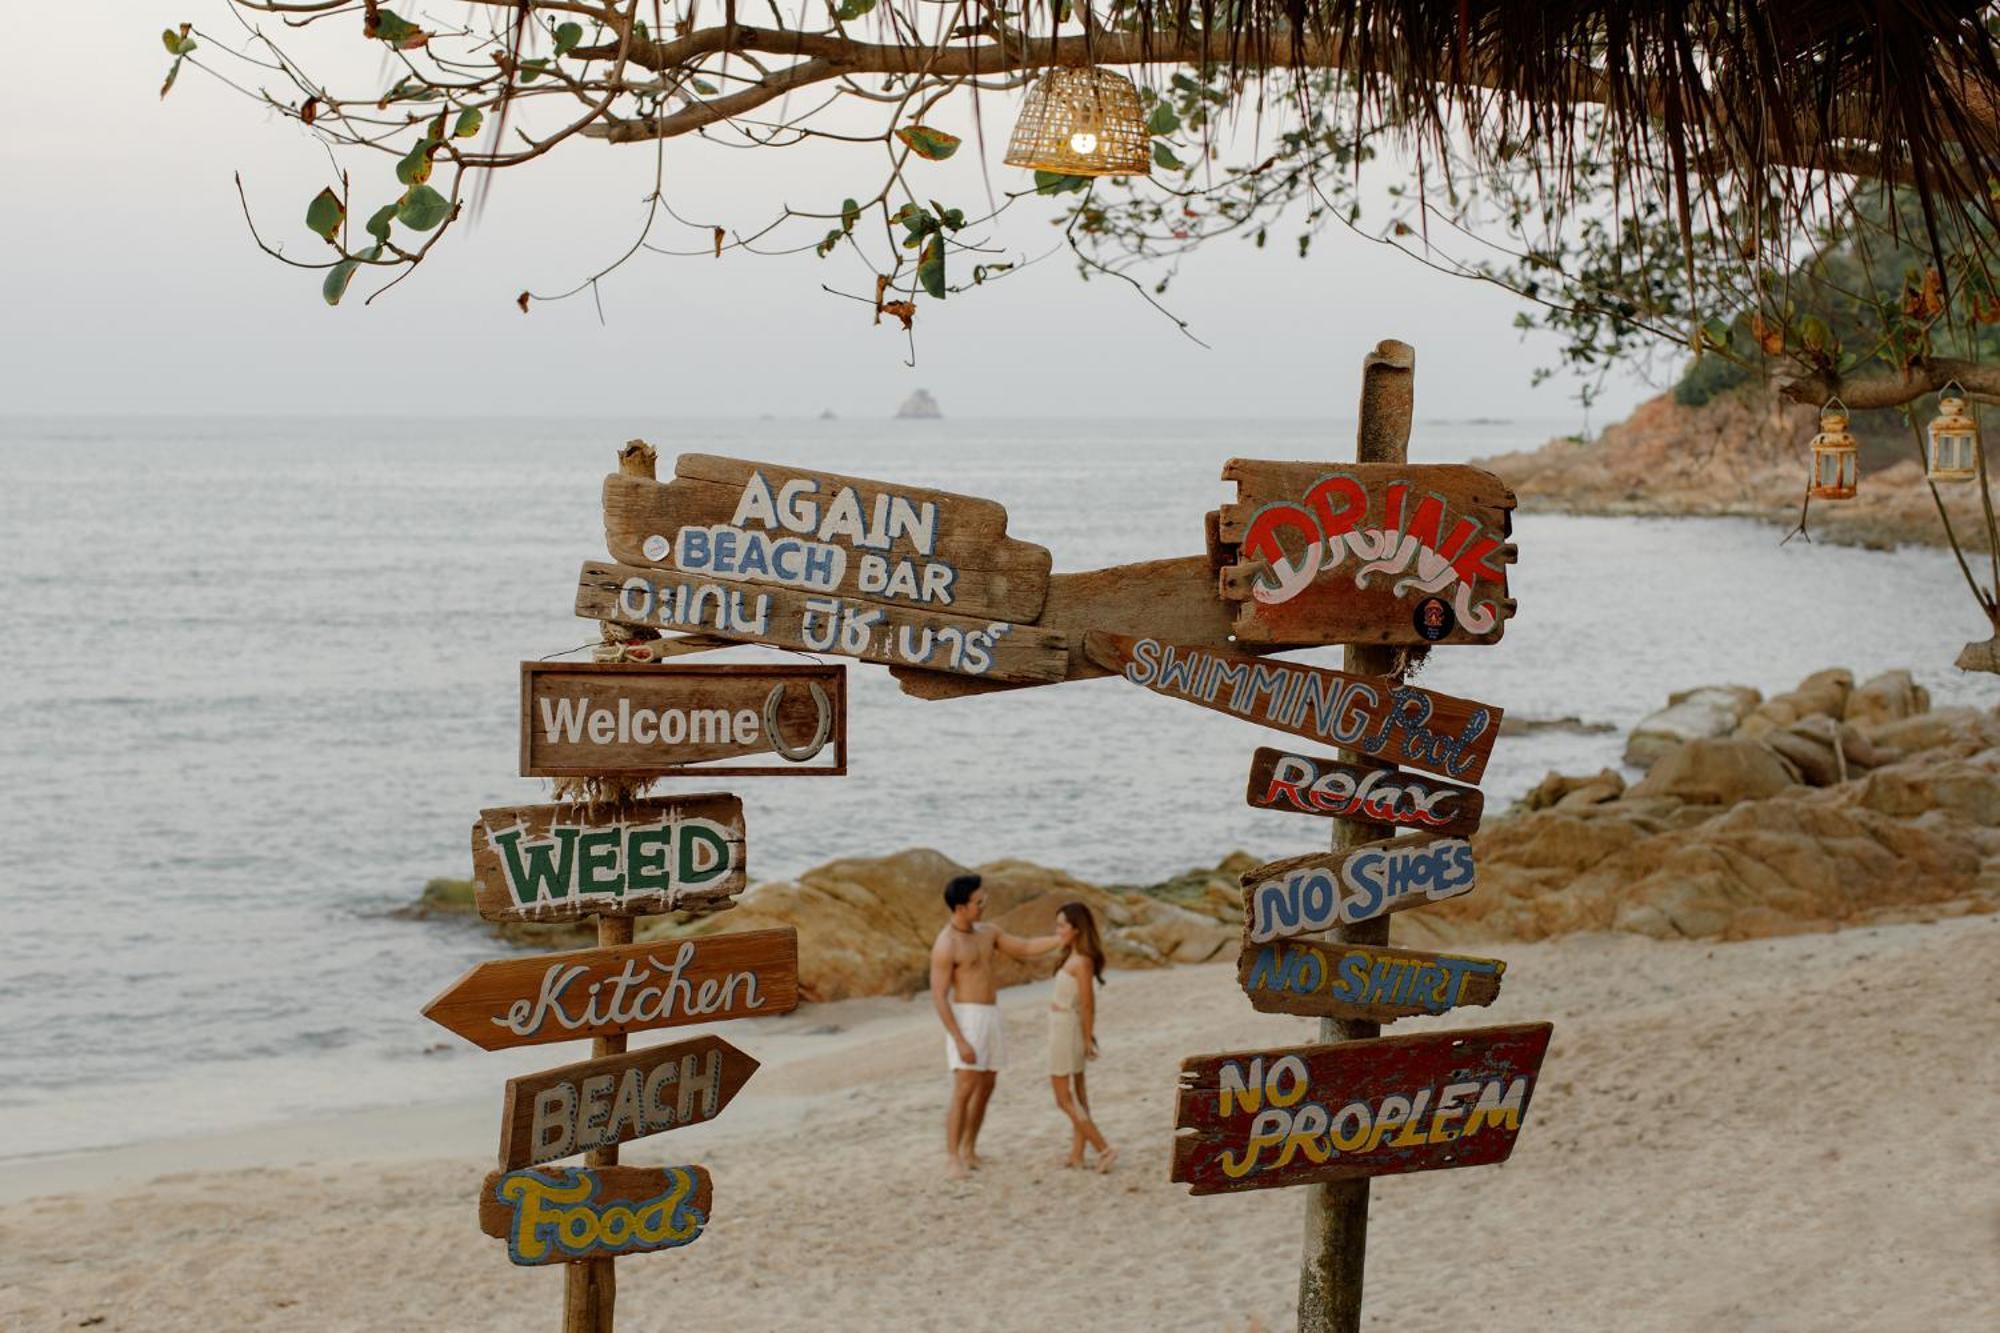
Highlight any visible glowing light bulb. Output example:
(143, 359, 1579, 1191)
(1069, 131, 1099, 155)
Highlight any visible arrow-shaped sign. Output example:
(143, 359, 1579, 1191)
(498, 1035, 759, 1170)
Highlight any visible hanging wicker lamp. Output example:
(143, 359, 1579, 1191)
(1927, 381, 1980, 483)
(1004, 68, 1152, 177)
(1808, 397, 1859, 500)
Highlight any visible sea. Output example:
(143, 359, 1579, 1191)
(0, 414, 1990, 1160)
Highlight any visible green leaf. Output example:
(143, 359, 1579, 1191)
(396, 184, 451, 232)
(690, 77, 719, 96)
(452, 107, 483, 139)
(917, 235, 946, 301)
(553, 22, 583, 55)
(323, 259, 360, 306)
(160, 27, 197, 56)
(1700, 317, 1733, 351)
(365, 204, 397, 243)
(1146, 102, 1180, 136)
(896, 125, 961, 162)
(160, 56, 185, 99)
(1152, 141, 1184, 171)
(395, 142, 434, 187)
(519, 58, 549, 83)
(305, 187, 345, 242)
(833, 0, 878, 19)
(840, 197, 861, 230)
(1032, 170, 1088, 196)
(816, 228, 844, 258)
(367, 10, 429, 49)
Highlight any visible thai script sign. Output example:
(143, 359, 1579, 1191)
(1241, 835, 1476, 944)
(1170, 1023, 1552, 1195)
(422, 928, 799, 1051)
(1245, 746, 1484, 837)
(480, 1166, 712, 1266)
(1083, 631, 1502, 783)
(521, 661, 845, 778)
(1238, 940, 1504, 1022)
(603, 454, 1053, 622)
(579, 561, 1069, 685)
(498, 1035, 758, 1171)
(1214, 460, 1517, 647)
(472, 795, 747, 923)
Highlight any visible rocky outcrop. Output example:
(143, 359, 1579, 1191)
(1625, 686, 1761, 767)
(895, 388, 942, 419)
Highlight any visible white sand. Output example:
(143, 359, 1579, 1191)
(2, 917, 1995, 1331)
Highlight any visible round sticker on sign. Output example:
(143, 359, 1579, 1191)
(641, 534, 671, 562)
(1413, 595, 1455, 642)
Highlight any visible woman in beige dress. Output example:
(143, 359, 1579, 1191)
(1048, 902, 1117, 1172)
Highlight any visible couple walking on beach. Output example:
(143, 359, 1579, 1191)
(928, 874, 1118, 1180)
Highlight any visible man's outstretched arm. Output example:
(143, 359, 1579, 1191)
(994, 929, 1062, 961)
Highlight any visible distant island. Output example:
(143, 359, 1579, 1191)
(895, 388, 941, 419)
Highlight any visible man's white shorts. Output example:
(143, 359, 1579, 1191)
(947, 1002, 1005, 1072)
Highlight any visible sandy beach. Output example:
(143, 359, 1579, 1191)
(3, 914, 1994, 1332)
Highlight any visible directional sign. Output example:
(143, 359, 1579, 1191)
(1240, 834, 1476, 944)
(521, 661, 845, 778)
(1083, 631, 1502, 783)
(480, 1165, 713, 1266)
(1171, 1023, 1553, 1195)
(603, 454, 1054, 622)
(499, 1035, 759, 1170)
(1213, 460, 1517, 647)
(472, 795, 747, 923)
(422, 928, 799, 1051)
(579, 560, 1070, 685)
(1245, 747, 1484, 836)
(1238, 939, 1505, 1022)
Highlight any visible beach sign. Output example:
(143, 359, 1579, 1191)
(521, 661, 846, 777)
(472, 795, 747, 923)
(1083, 631, 1503, 783)
(602, 454, 1054, 623)
(1170, 1023, 1552, 1195)
(1213, 460, 1517, 647)
(1245, 746, 1484, 837)
(1238, 939, 1504, 1022)
(480, 1165, 713, 1266)
(498, 1036, 759, 1171)
(1240, 834, 1476, 944)
(578, 560, 1070, 685)
(422, 928, 800, 1051)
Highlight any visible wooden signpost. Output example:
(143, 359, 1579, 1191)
(481, 1166, 715, 1265)
(499, 1036, 759, 1171)
(1170, 1022, 1553, 1196)
(473, 795, 748, 922)
(1246, 746, 1483, 837)
(1082, 630, 1503, 783)
(521, 662, 846, 777)
(422, 928, 799, 1051)
(1237, 940, 1505, 1022)
(1239, 834, 1477, 943)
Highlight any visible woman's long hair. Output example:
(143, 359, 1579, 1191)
(1056, 901, 1107, 985)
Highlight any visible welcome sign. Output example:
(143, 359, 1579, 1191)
(471, 795, 747, 923)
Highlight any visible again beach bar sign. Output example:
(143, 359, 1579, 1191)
(472, 795, 748, 923)
(521, 661, 846, 777)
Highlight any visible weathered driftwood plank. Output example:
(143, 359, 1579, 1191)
(1245, 747, 1484, 837)
(578, 560, 1069, 685)
(1237, 939, 1505, 1023)
(1240, 834, 1476, 944)
(480, 1166, 713, 1265)
(1171, 1022, 1553, 1195)
(422, 928, 799, 1051)
(521, 661, 845, 778)
(472, 795, 747, 923)
(498, 1035, 759, 1170)
(1083, 631, 1502, 783)
(1214, 460, 1518, 647)
(603, 455, 1053, 622)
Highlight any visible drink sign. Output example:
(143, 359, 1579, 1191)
(499, 1035, 759, 1170)
(1245, 747, 1484, 837)
(472, 795, 747, 923)
(521, 661, 846, 778)
(1083, 631, 1502, 783)
(422, 928, 799, 1051)
(1170, 1023, 1552, 1195)
(1213, 460, 1517, 647)
(1240, 834, 1477, 944)
(1238, 940, 1505, 1022)
(481, 1166, 713, 1266)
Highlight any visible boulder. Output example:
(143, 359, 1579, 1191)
(1521, 768, 1627, 811)
(1861, 707, 2000, 756)
(1629, 737, 1797, 805)
(1852, 751, 2000, 827)
(1763, 727, 1843, 786)
(1740, 669, 1853, 736)
(1844, 669, 1930, 730)
(1624, 686, 1761, 767)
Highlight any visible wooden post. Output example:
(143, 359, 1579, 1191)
(564, 912, 633, 1333)
(1296, 339, 1415, 1332)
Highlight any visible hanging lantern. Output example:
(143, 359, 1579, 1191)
(1004, 68, 1151, 178)
(1926, 381, 1980, 483)
(1809, 397, 1859, 500)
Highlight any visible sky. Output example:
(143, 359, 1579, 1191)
(0, 4, 1660, 424)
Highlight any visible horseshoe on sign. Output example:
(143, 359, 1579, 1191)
(763, 682, 833, 762)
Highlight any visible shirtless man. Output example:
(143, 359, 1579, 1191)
(930, 874, 1061, 1180)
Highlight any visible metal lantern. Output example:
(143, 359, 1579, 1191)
(1004, 68, 1152, 177)
(1927, 381, 1980, 482)
(1809, 397, 1859, 500)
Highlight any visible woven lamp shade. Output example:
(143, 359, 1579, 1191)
(1004, 68, 1152, 177)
